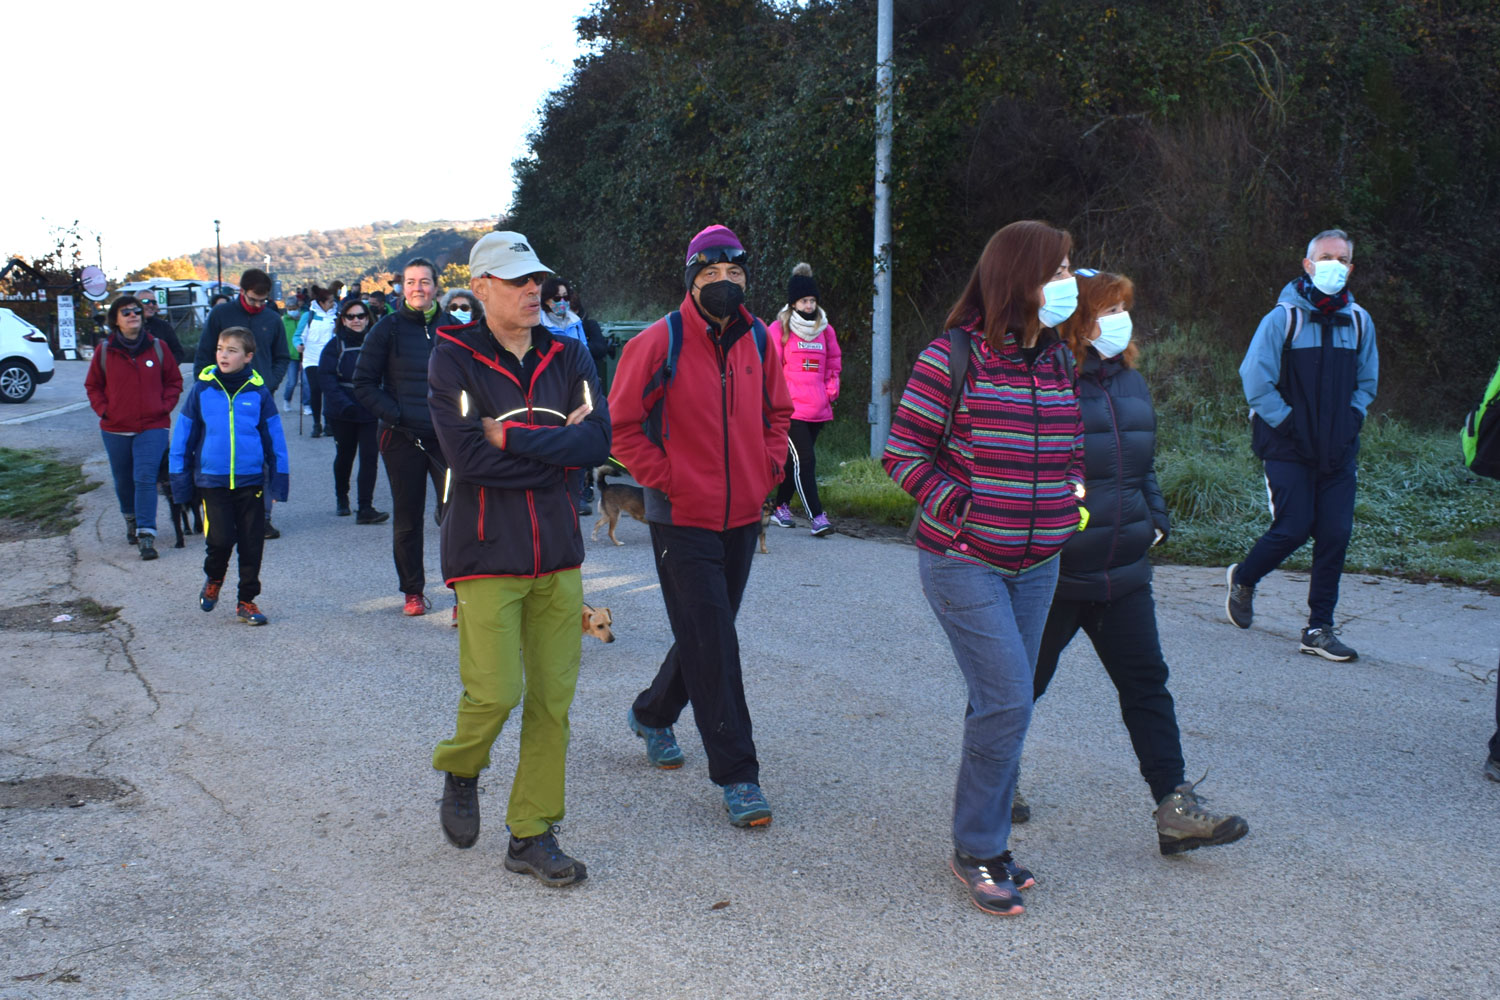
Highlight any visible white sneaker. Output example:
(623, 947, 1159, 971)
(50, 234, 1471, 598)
(302, 405, 313, 416)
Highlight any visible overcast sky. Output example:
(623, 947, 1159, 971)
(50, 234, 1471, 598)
(6, 0, 596, 277)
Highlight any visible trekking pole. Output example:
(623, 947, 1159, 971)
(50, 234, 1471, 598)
(298, 364, 305, 436)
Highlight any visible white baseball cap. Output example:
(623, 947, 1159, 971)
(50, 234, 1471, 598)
(469, 231, 553, 281)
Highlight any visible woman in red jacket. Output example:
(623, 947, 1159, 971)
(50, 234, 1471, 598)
(85, 295, 183, 560)
(767, 262, 842, 537)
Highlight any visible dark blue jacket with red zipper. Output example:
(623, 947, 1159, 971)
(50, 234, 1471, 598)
(428, 321, 611, 584)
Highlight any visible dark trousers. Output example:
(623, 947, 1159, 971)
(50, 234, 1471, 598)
(1236, 458, 1357, 629)
(774, 419, 826, 517)
(1034, 584, 1186, 803)
(632, 520, 762, 786)
(307, 378, 324, 425)
(200, 486, 266, 603)
(379, 427, 446, 596)
(1490, 650, 1500, 760)
(330, 419, 379, 509)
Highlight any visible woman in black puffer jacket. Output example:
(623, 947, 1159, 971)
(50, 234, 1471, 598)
(319, 298, 387, 524)
(1026, 270, 1249, 857)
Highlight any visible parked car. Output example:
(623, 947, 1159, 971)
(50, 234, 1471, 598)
(0, 307, 56, 403)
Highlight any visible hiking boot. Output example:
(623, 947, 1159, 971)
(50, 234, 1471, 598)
(403, 593, 431, 616)
(439, 772, 480, 848)
(578, 500, 593, 516)
(264, 520, 281, 540)
(336, 497, 352, 517)
(1155, 775, 1249, 855)
(1300, 627, 1358, 662)
(770, 504, 795, 528)
(627, 708, 684, 769)
(504, 826, 587, 887)
(310, 423, 323, 439)
(810, 513, 834, 537)
(235, 601, 268, 626)
(722, 782, 772, 827)
(1485, 756, 1500, 783)
(1011, 788, 1031, 825)
(138, 533, 158, 561)
(124, 514, 137, 545)
(1225, 564, 1254, 628)
(356, 507, 389, 525)
(199, 578, 223, 612)
(951, 850, 1025, 915)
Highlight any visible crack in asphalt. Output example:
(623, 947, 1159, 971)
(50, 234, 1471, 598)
(101, 618, 161, 715)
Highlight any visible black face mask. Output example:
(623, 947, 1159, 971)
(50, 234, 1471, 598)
(795, 307, 818, 321)
(697, 280, 745, 320)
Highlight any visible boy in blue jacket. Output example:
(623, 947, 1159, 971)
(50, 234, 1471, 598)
(170, 326, 291, 625)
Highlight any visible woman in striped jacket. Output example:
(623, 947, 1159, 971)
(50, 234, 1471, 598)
(883, 220, 1084, 917)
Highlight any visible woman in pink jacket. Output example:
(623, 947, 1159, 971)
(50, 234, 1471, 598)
(767, 263, 842, 536)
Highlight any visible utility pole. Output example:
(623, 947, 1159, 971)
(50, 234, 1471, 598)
(869, 0, 894, 457)
(214, 220, 222, 288)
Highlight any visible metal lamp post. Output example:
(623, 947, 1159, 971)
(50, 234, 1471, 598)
(869, 0, 894, 457)
(214, 220, 222, 289)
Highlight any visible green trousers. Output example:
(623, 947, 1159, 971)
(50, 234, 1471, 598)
(431, 571, 582, 839)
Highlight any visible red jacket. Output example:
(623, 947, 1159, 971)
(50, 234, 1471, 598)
(609, 294, 792, 531)
(85, 333, 183, 434)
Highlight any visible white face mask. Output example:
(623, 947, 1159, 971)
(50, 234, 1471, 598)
(449, 307, 471, 324)
(1309, 260, 1350, 296)
(1038, 275, 1078, 328)
(1091, 311, 1133, 358)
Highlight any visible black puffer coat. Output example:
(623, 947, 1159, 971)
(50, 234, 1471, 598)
(1055, 352, 1171, 603)
(352, 304, 453, 437)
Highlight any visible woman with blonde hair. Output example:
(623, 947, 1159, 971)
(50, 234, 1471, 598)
(1028, 268, 1248, 856)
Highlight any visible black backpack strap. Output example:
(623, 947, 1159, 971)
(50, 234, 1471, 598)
(663, 310, 684, 384)
(937, 327, 972, 447)
(641, 312, 680, 450)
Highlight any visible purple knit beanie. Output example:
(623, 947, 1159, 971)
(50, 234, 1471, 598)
(683, 224, 746, 289)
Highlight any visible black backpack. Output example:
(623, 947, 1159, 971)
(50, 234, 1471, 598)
(1461, 356, 1500, 479)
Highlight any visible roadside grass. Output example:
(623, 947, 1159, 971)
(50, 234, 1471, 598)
(0, 447, 98, 538)
(807, 326, 1500, 587)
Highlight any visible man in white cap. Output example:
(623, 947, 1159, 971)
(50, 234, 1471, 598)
(426, 232, 611, 886)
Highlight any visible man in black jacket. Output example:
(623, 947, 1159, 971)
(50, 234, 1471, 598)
(193, 268, 293, 537)
(139, 293, 186, 364)
(427, 231, 610, 886)
(352, 257, 453, 616)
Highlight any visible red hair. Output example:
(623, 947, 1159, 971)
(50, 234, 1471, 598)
(943, 221, 1073, 351)
(1059, 272, 1139, 368)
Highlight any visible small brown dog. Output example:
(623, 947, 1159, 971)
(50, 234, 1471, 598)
(582, 603, 614, 643)
(591, 464, 648, 546)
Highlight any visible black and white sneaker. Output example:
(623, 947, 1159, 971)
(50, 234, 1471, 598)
(439, 772, 480, 848)
(1225, 564, 1254, 629)
(1300, 627, 1357, 662)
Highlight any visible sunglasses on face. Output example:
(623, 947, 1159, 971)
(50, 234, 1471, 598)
(118, 307, 142, 317)
(345, 312, 369, 321)
(686, 247, 747, 268)
(494, 272, 549, 288)
(550, 294, 570, 302)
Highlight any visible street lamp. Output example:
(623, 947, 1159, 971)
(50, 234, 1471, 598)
(214, 219, 222, 289)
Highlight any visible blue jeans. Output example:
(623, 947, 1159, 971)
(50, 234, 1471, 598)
(100, 429, 169, 535)
(919, 550, 1060, 859)
(282, 362, 309, 404)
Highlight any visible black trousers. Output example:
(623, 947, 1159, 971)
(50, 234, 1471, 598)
(774, 419, 826, 516)
(379, 427, 446, 596)
(1033, 583, 1186, 803)
(1236, 458, 1357, 629)
(330, 418, 379, 509)
(632, 521, 762, 787)
(200, 486, 266, 603)
(307, 378, 324, 425)
(1490, 650, 1500, 761)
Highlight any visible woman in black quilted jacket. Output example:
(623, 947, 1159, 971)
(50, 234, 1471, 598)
(1026, 269, 1249, 857)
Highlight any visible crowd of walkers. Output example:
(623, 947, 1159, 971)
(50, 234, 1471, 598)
(87, 219, 1500, 913)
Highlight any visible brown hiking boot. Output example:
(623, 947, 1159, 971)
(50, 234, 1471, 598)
(1155, 775, 1249, 855)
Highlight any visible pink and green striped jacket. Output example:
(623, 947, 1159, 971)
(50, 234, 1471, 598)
(883, 329, 1085, 575)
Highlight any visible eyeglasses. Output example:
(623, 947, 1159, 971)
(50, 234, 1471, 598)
(550, 294, 571, 302)
(491, 272, 549, 288)
(118, 307, 142, 317)
(344, 312, 369, 321)
(686, 247, 747, 268)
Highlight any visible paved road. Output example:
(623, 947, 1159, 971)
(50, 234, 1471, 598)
(2, 361, 1498, 998)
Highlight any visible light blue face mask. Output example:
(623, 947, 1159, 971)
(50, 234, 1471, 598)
(1092, 311, 1133, 358)
(1038, 275, 1078, 328)
(1310, 260, 1350, 296)
(449, 307, 471, 324)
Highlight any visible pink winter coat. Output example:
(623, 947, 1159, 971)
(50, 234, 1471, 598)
(769, 314, 842, 422)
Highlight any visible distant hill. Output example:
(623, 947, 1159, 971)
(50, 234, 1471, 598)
(181, 219, 497, 290)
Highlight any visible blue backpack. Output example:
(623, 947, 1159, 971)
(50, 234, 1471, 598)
(641, 310, 768, 449)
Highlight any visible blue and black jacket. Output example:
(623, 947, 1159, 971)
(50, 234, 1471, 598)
(169, 367, 291, 502)
(428, 321, 610, 584)
(1240, 280, 1379, 472)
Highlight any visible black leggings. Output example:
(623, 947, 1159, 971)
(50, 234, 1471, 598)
(329, 418, 378, 509)
(774, 419, 826, 516)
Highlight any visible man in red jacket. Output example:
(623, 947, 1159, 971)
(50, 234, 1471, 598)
(608, 224, 792, 828)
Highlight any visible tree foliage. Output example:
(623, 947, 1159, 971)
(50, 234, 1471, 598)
(126, 257, 201, 282)
(512, 0, 1500, 420)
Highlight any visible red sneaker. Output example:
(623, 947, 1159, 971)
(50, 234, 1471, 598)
(403, 594, 431, 616)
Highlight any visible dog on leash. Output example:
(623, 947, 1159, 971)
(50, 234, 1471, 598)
(582, 603, 614, 643)
(591, 464, 648, 546)
(156, 453, 201, 548)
